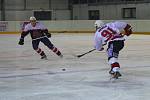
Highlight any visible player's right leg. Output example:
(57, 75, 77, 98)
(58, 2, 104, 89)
(107, 41, 124, 78)
(32, 39, 47, 59)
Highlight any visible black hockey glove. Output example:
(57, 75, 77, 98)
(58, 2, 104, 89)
(18, 38, 24, 45)
(99, 47, 104, 51)
(46, 33, 51, 38)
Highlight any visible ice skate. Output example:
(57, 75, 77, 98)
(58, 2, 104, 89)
(112, 72, 121, 79)
(41, 55, 47, 60)
(109, 70, 122, 79)
(59, 54, 63, 58)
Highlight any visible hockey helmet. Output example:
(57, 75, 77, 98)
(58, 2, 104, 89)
(29, 16, 36, 21)
(94, 20, 104, 28)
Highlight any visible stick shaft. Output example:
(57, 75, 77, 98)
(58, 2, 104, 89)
(77, 49, 96, 58)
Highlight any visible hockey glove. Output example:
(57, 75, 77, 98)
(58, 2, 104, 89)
(124, 24, 132, 36)
(18, 38, 24, 45)
(99, 47, 104, 51)
(46, 33, 51, 38)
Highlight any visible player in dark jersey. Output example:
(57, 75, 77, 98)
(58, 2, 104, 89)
(18, 16, 63, 59)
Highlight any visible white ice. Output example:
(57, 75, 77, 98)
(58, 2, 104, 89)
(0, 34, 150, 100)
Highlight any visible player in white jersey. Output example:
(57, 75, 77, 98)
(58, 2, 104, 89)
(94, 20, 132, 78)
(18, 16, 63, 59)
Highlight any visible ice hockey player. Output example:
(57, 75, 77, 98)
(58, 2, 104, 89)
(18, 16, 63, 59)
(94, 20, 132, 79)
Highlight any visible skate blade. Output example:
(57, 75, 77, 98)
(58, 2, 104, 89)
(41, 57, 48, 60)
(109, 72, 121, 80)
(109, 74, 120, 81)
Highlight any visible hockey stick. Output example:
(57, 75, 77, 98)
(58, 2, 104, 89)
(76, 48, 96, 58)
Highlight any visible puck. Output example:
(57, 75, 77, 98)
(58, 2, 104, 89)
(62, 68, 66, 71)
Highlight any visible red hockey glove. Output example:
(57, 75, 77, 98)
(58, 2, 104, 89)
(124, 24, 132, 36)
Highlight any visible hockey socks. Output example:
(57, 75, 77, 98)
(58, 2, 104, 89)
(35, 48, 46, 58)
(51, 47, 63, 57)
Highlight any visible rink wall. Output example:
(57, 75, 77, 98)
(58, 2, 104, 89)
(0, 20, 150, 35)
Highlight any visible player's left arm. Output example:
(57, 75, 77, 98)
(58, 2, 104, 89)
(40, 23, 51, 38)
(42, 29, 51, 38)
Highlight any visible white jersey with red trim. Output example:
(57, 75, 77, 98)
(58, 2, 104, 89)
(23, 22, 46, 32)
(21, 22, 48, 40)
(94, 21, 128, 51)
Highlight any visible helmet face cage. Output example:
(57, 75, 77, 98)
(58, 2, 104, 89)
(29, 16, 36, 26)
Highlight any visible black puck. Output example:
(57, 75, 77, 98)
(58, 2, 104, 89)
(62, 68, 66, 71)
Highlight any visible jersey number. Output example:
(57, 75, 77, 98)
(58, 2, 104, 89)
(101, 27, 115, 42)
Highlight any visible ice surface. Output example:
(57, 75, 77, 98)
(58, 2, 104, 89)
(0, 34, 150, 100)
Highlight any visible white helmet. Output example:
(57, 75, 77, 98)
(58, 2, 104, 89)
(29, 16, 36, 21)
(94, 20, 104, 28)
